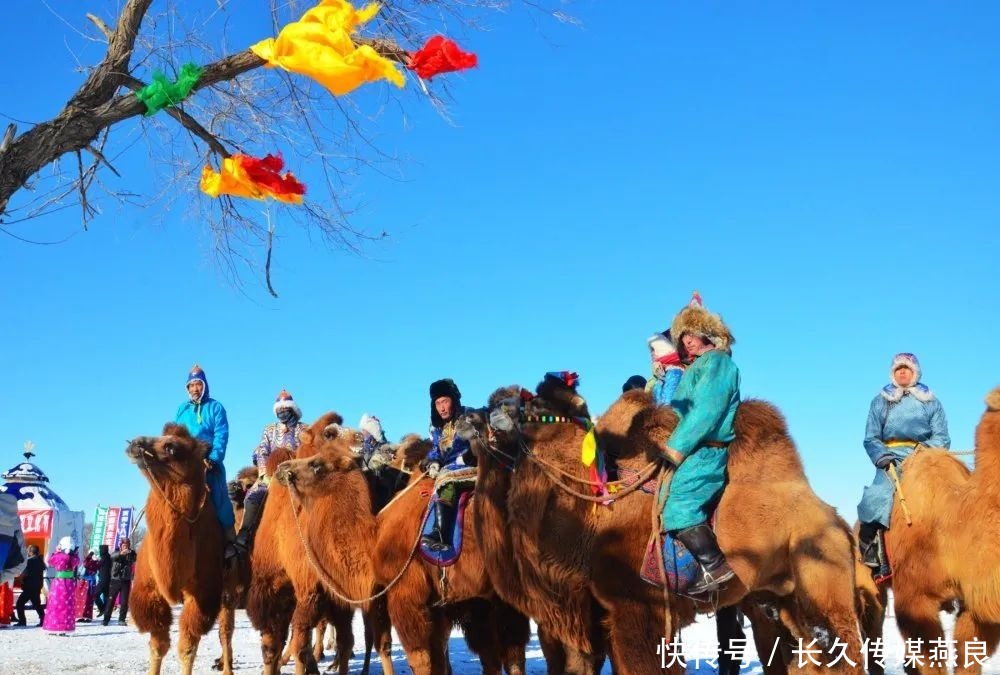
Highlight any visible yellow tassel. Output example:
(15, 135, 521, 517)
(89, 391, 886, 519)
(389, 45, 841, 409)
(580, 428, 597, 467)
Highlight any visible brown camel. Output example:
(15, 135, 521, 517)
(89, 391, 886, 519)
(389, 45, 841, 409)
(125, 423, 246, 675)
(246, 412, 389, 675)
(374, 433, 530, 675)
(462, 379, 864, 675)
(231, 465, 259, 533)
(864, 387, 1000, 675)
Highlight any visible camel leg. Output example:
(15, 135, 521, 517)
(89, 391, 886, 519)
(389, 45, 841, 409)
(323, 604, 355, 675)
(954, 615, 1000, 675)
(129, 574, 173, 675)
(366, 596, 395, 675)
(177, 592, 217, 675)
(431, 609, 454, 675)
(893, 594, 947, 675)
(455, 599, 504, 675)
(389, 594, 438, 675)
(291, 596, 324, 675)
(537, 625, 568, 675)
(217, 605, 236, 675)
(857, 584, 887, 675)
(494, 600, 529, 675)
(600, 597, 666, 675)
(255, 594, 294, 675)
(313, 620, 328, 664)
(742, 599, 790, 675)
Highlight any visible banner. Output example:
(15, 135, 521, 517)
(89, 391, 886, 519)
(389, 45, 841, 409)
(91, 506, 134, 550)
(102, 507, 121, 548)
(89, 506, 107, 552)
(18, 509, 52, 537)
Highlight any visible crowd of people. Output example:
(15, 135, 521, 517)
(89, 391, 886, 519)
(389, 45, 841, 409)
(8, 536, 138, 634)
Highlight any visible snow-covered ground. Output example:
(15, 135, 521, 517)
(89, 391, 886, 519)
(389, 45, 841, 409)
(1, 600, 997, 674)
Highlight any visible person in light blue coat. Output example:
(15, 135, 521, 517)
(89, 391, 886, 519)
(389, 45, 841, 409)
(857, 352, 950, 583)
(174, 364, 237, 556)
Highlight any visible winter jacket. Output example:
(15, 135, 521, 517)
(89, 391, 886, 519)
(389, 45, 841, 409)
(662, 350, 741, 466)
(110, 550, 137, 581)
(20, 556, 46, 594)
(175, 397, 229, 465)
(426, 414, 473, 467)
(863, 389, 950, 467)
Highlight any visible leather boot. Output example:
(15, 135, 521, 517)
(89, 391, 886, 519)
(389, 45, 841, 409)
(673, 524, 735, 596)
(859, 522, 888, 576)
(229, 496, 264, 560)
(422, 499, 456, 552)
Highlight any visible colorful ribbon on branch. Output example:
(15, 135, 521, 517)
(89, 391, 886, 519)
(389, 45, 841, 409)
(135, 63, 204, 116)
(407, 36, 477, 79)
(199, 154, 306, 204)
(250, 0, 405, 96)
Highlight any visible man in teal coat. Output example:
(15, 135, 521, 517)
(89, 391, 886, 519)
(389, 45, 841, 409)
(174, 364, 237, 556)
(660, 292, 740, 597)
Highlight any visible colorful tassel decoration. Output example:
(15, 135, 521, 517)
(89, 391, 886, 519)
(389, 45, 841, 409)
(407, 36, 477, 80)
(135, 63, 204, 116)
(199, 153, 306, 204)
(250, 0, 405, 97)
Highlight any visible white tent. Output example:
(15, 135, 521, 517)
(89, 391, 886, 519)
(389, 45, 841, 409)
(0, 451, 85, 580)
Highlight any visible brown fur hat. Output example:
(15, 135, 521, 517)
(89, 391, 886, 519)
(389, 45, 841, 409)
(670, 291, 734, 357)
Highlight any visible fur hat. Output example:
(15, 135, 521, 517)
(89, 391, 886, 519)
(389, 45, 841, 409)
(57, 536, 75, 553)
(430, 378, 462, 428)
(273, 389, 302, 418)
(889, 353, 921, 383)
(185, 364, 210, 402)
(359, 413, 385, 442)
(881, 352, 934, 402)
(670, 291, 734, 359)
(647, 331, 674, 360)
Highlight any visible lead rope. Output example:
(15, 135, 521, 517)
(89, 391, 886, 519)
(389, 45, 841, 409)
(288, 483, 425, 605)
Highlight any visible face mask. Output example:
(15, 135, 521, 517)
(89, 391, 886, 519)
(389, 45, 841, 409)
(277, 409, 298, 424)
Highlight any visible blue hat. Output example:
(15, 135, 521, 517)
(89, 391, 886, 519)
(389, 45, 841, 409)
(186, 364, 210, 402)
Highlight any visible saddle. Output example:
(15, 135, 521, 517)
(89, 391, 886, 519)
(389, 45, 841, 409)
(640, 511, 719, 595)
(417, 490, 473, 567)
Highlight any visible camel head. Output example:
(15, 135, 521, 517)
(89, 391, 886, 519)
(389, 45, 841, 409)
(975, 387, 1000, 465)
(274, 415, 362, 492)
(125, 423, 210, 484)
(392, 433, 433, 471)
(293, 411, 350, 459)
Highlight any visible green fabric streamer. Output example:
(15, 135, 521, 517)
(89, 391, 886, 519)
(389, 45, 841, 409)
(135, 62, 204, 116)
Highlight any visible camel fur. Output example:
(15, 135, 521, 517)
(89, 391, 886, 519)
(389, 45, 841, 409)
(125, 423, 246, 675)
(374, 433, 530, 675)
(246, 412, 390, 675)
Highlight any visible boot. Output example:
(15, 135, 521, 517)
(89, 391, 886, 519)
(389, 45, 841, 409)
(859, 522, 883, 569)
(229, 496, 264, 560)
(673, 524, 735, 597)
(223, 527, 239, 562)
(422, 499, 456, 552)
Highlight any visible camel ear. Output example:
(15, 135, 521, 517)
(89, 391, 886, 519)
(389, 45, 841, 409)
(323, 424, 341, 441)
(986, 389, 1000, 412)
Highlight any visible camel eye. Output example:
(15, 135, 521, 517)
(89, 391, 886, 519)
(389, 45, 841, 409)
(311, 461, 322, 475)
(164, 443, 176, 456)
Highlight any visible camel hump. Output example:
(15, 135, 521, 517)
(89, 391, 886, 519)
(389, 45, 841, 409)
(986, 388, 1000, 411)
(729, 399, 806, 475)
(266, 447, 295, 476)
(732, 399, 789, 444)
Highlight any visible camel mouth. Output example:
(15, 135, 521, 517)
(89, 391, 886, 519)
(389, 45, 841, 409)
(274, 461, 296, 486)
(125, 437, 155, 465)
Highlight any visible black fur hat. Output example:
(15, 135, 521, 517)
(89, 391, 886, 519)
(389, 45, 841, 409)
(430, 378, 462, 427)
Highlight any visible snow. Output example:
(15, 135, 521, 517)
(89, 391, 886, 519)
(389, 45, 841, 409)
(1, 599, 998, 674)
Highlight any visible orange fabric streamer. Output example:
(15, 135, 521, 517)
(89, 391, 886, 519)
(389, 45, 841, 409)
(250, 0, 405, 96)
(199, 154, 306, 204)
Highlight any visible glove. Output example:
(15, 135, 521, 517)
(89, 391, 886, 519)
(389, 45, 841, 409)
(204, 459, 217, 472)
(426, 462, 440, 479)
(876, 456, 896, 470)
(226, 481, 243, 502)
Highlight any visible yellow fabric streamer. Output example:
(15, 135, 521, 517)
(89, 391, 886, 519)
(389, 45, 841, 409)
(580, 427, 598, 467)
(250, 0, 405, 97)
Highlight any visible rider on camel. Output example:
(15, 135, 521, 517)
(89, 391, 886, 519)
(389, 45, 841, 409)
(230, 389, 308, 559)
(420, 378, 475, 552)
(659, 292, 741, 597)
(857, 352, 950, 582)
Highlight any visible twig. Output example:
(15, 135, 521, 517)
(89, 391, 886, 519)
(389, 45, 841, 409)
(264, 213, 278, 298)
(86, 144, 121, 177)
(76, 150, 90, 230)
(0, 124, 15, 154)
(120, 75, 230, 158)
(85, 12, 113, 41)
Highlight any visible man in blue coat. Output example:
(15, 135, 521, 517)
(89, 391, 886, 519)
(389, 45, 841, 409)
(174, 364, 236, 557)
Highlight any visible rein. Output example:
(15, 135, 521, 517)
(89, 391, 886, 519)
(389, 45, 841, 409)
(287, 481, 423, 606)
(140, 453, 209, 525)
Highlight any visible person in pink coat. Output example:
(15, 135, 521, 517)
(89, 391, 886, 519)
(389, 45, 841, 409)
(42, 536, 79, 635)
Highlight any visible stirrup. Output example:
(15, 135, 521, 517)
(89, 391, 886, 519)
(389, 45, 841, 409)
(687, 565, 735, 598)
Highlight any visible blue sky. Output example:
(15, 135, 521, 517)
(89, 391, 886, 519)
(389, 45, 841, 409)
(1, 1, 998, 527)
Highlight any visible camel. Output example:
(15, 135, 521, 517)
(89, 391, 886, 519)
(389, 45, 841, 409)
(460, 379, 864, 675)
(231, 465, 259, 533)
(860, 387, 1000, 675)
(373, 433, 530, 675)
(246, 412, 391, 675)
(125, 423, 247, 675)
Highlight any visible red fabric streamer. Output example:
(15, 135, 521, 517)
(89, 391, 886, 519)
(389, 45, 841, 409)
(408, 35, 478, 80)
(240, 154, 306, 199)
